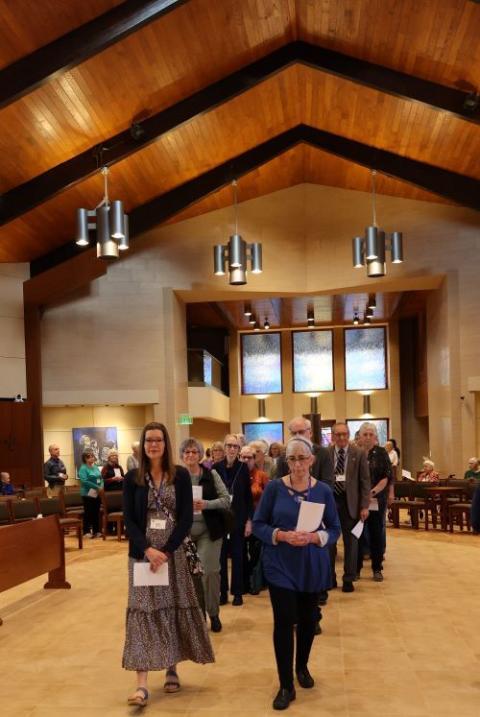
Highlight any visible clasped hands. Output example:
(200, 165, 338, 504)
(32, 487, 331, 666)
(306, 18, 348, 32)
(278, 530, 318, 546)
(145, 547, 168, 572)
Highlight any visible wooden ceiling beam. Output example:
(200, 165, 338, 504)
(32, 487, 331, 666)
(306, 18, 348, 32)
(3, 40, 479, 227)
(0, 0, 190, 110)
(30, 123, 480, 276)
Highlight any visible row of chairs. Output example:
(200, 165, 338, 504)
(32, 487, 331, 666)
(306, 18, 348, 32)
(391, 480, 474, 532)
(0, 495, 83, 548)
(0, 490, 125, 545)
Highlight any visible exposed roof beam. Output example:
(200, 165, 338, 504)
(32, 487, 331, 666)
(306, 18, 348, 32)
(3, 40, 479, 227)
(0, 0, 190, 110)
(31, 123, 480, 276)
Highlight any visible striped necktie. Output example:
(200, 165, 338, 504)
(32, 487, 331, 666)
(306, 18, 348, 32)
(334, 447, 346, 495)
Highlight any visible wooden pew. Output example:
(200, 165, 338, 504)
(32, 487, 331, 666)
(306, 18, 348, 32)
(0, 514, 70, 625)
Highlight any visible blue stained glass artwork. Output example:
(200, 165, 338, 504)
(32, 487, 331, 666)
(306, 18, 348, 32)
(241, 332, 282, 394)
(243, 422, 284, 445)
(293, 330, 333, 392)
(345, 328, 387, 390)
(347, 419, 389, 448)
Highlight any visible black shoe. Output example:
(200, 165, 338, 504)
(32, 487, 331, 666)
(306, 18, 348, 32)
(342, 581, 355, 593)
(296, 666, 314, 689)
(373, 571, 384, 582)
(314, 621, 322, 635)
(219, 594, 228, 605)
(249, 589, 260, 595)
(318, 590, 328, 606)
(232, 595, 243, 606)
(273, 687, 296, 710)
(210, 615, 222, 632)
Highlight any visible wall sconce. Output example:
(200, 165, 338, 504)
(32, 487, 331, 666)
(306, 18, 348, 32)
(256, 395, 267, 421)
(360, 391, 373, 417)
(306, 392, 320, 414)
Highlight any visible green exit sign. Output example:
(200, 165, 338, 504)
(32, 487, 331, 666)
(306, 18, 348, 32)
(178, 414, 193, 425)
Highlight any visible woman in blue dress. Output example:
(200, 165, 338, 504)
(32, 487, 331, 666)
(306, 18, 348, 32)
(253, 437, 340, 711)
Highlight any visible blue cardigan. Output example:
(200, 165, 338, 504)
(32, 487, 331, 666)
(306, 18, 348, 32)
(123, 467, 193, 559)
(253, 479, 341, 592)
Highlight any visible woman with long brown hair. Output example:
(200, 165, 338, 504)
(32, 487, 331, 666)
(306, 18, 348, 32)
(122, 422, 214, 707)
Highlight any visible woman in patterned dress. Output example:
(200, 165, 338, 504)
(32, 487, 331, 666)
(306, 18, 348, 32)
(123, 421, 214, 707)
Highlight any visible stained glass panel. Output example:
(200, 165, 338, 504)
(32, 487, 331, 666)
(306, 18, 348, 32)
(243, 422, 284, 444)
(347, 419, 389, 448)
(345, 328, 387, 390)
(241, 333, 282, 394)
(293, 330, 333, 392)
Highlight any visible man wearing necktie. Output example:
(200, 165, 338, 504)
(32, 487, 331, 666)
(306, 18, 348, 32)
(328, 423, 370, 592)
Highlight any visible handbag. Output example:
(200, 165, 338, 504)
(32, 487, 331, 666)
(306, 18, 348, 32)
(160, 497, 204, 576)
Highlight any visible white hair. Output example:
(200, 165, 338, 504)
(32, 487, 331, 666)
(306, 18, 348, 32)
(358, 422, 378, 437)
(288, 416, 311, 432)
(423, 458, 435, 468)
(286, 437, 313, 456)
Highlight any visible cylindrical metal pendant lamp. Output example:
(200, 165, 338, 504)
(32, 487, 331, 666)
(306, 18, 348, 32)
(76, 208, 90, 246)
(251, 243, 263, 273)
(110, 200, 125, 239)
(391, 231, 404, 263)
(214, 245, 226, 275)
(228, 234, 246, 269)
(229, 267, 247, 285)
(352, 236, 365, 267)
(366, 226, 379, 260)
(96, 206, 119, 259)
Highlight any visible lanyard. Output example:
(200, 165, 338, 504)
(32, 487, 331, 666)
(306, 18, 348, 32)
(288, 476, 312, 503)
(146, 473, 165, 514)
(221, 462, 242, 496)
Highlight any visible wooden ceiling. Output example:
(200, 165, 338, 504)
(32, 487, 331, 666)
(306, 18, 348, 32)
(187, 291, 402, 330)
(0, 0, 479, 266)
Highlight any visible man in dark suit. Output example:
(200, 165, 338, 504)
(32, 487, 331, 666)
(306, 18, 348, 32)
(213, 434, 253, 606)
(275, 416, 334, 487)
(328, 422, 371, 593)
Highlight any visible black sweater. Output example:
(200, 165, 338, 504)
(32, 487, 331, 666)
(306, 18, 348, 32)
(123, 467, 193, 559)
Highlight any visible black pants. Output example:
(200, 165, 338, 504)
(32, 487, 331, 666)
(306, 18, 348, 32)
(332, 493, 358, 583)
(82, 495, 101, 534)
(220, 530, 245, 597)
(268, 583, 318, 690)
(357, 500, 385, 573)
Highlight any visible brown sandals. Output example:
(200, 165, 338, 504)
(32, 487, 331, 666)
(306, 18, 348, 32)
(127, 686, 149, 707)
(164, 669, 181, 693)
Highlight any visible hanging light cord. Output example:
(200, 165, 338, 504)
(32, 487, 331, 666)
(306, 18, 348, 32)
(232, 179, 238, 234)
(95, 166, 110, 209)
(371, 169, 377, 227)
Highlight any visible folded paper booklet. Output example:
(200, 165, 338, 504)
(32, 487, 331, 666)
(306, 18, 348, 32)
(368, 498, 379, 511)
(402, 469, 414, 481)
(351, 520, 364, 539)
(296, 500, 325, 532)
(192, 485, 203, 514)
(133, 562, 169, 587)
(87, 488, 98, 498)
(114, 468, 122, 477)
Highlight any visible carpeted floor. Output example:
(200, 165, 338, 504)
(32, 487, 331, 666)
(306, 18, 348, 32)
(1, 527, 479, 716)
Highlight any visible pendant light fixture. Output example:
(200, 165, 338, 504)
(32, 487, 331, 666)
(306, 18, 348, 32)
(75, 167, 129, 259)
(263, 317, 270, 330)
(352, 170, 404, 277)
(213, 180, 263, 285)
(307, 308, 315, 327)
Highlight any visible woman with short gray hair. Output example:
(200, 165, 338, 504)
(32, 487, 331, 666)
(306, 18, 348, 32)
(253, 437, 340, 710)
(180, 438, 230, 633)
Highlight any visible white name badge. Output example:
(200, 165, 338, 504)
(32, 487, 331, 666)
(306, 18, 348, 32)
(150, 518, 166, 530)
(335, 474, 346, 483)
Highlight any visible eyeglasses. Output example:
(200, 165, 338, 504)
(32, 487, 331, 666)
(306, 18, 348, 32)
(287, 455, 310, 463)
(290, 429, 308, 436)
(183, 449, 199, 455)
(225, 443, 240, 449)
(145, 438, 165, 444)
(240, 455, 254, 460)
(333, 432, 349, 438)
